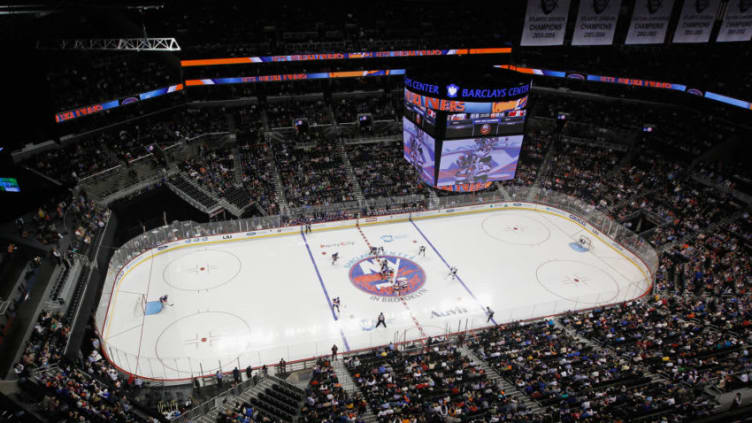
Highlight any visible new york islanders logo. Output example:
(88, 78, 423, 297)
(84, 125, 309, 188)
(349, 255, 426, 297)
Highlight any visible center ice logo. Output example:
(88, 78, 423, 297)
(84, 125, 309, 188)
(348, 255, 426, 297)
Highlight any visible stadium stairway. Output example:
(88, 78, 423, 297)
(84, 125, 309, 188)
(267, 135, 290, 215)
(44, 256, 83, 314)
(331, 358, 378, 422)
(167, 174, 223, 215)
(528, 133, 559, 200)
(337, 139, 367, 210)
(458, 345, 542, 414)
(190, 377, 280, 423)
(232, 147, 243, 185)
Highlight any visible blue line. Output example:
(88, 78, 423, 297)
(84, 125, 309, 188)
(300, 228, 351, 351)
(339, 329, 351, 352)
(409, 218, 497, 325)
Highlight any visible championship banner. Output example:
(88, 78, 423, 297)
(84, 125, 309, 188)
(625, 0, 676, 44)
(672, 0, 721, 43)
(572, 0, 622, 45)
(717, 0, 752, 42)
(520, 0, 572, 46)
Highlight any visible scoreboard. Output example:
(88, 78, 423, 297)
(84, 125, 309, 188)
(403, 66, 531, 192)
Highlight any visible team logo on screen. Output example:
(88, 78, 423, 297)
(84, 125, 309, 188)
(540, 0, 559, 14)
(446, 84, 459, 98)
(349, 255, 426, 297)
(592, 0, 610, 14)
(480, 124, 492, 135)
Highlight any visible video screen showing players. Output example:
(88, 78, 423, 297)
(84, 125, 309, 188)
(403, 102, 437, 136)
(437, 135, 523, 187)
(403, 117, 436, 185)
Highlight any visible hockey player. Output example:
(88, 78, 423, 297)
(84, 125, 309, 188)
(396, 278, 408, 294)
(486, 306, 495, 323)
(369, 246, 379, 256)
(332, 297, 341, 314)
(418, 245, 426, 256)
(375, 312, 387, 328)
(449, 266, 458, 279)
(378, 246, 385, 255)
(331, 252, 339, 265)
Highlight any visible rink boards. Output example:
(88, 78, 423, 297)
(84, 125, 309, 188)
(97, 200, 653, 381)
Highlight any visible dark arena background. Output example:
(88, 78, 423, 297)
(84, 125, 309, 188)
(0, 1, 751, 422)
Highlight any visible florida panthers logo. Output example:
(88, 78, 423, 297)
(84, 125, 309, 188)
(349, 255, 426, 297)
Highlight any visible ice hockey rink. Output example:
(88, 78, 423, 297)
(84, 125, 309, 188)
(99, 204, 652, 381)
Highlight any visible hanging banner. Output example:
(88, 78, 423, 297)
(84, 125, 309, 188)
(520, 0, 573, 46)
(572, 0, 622, 45)
(625, 0, 676, 44)
(717, 0, 752, 42)
(672, 0, 721, 43)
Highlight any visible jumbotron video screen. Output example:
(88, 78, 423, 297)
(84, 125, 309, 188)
(436, 135, 523, 187)
(402, 117, 436, 185)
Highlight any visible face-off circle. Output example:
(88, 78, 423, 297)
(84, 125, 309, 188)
(481, 214, 551, 246)
(349, 255, 426, 297)
(155, 311, 252, 375)
(162, 250, 242, 291)
(535, 259, 620, 304)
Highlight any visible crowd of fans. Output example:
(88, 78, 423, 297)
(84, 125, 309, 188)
(27, 137, 119, 185)
(180, 145, 236, 198)
(143, 3, 514, 58)
(346, 340, 539, 422)
(238, 141, 279, 216)
(347, 141, 428, 199)
(469, 319, 717, 422)
(266, 99, 333, 128)
(541, 141, 626, 209)
(49, 53, 180, 112)
(333, 95, 398, 123)
(300, 358, 366, 422)
(25, 107, 231, 186)
(274, 138, 355, 208)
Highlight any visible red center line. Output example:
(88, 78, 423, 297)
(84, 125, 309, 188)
(355, 223, 427, 339)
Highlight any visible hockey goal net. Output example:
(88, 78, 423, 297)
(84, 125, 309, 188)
(578, 236, 593, 251)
